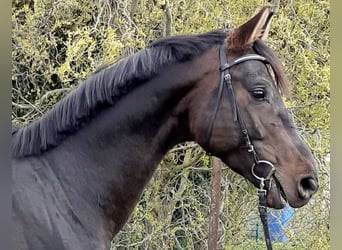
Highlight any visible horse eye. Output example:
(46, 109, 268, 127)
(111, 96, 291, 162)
(251, 88, 266, 101)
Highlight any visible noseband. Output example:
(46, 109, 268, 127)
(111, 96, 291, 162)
(206, 43, 276, 250)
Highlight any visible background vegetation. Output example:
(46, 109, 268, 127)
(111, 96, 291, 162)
(12, 0, 329, 249)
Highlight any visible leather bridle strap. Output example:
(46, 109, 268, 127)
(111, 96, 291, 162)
(258, 189, 273, 250)
(205, 44, 268, 160)
(205, 43, 275, 250)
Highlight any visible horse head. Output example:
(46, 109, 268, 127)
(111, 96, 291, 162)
(186, 7, 318, 209)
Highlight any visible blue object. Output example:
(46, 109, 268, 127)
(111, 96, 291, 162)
(267, 204, 295, 242)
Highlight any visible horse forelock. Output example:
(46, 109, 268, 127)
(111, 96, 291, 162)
(253, 39, 291, 97)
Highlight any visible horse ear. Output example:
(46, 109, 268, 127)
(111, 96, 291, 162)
(227, 6, 274, 50)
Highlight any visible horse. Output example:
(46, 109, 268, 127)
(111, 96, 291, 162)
(12, 6, 318, 250)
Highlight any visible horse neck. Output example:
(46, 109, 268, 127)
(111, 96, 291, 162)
(45, 53, 216, 242)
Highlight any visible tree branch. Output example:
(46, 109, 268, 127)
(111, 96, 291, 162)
(164, 0, 172, 37)
(269, 0, 280, 14)
(130, 0, 139, 19)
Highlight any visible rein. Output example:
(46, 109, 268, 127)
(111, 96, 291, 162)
(206, 43, 276, 250)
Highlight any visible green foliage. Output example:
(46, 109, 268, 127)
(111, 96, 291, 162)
(12, 0, 329, 249)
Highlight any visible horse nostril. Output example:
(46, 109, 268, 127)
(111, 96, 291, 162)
(298, 177, 319, 200)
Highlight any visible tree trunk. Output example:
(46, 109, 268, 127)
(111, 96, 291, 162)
(208, 157, 222, 250)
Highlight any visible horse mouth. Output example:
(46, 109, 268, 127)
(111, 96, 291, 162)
(266, 176, 287, 209)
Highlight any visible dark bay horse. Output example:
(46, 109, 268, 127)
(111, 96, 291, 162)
(12, 7, 318, 250)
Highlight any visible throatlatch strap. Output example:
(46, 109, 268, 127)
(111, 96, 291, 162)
(205, 63, 226, 152)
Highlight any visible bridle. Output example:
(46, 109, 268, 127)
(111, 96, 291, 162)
(206, 43, 276, 250)
(205, 43, 277, 250)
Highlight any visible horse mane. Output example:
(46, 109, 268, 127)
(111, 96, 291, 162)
(12, 29, 290, 158)
(12, 30, 226, 157)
